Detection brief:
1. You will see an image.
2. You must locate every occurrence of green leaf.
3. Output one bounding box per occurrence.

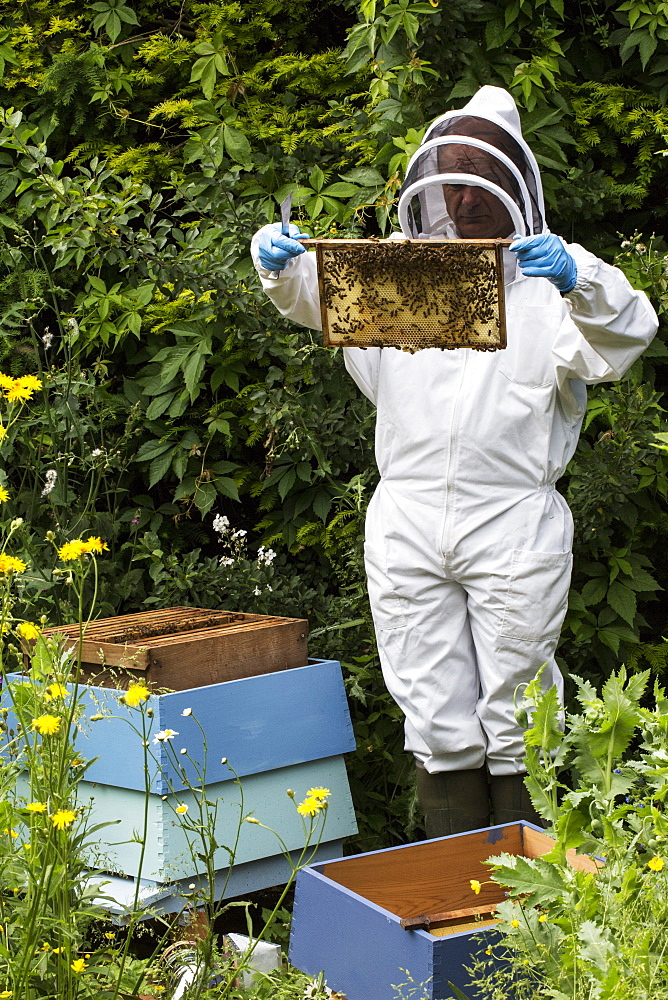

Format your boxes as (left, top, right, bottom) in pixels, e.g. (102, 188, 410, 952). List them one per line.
(488, 853, 568, 906)
(607, 581, 637, 625)
(223, 124, 252, 167)
(149, 449, 175, 488)
(214, 476, 240, 502)
(340, 166, 386, 186)
(524, 685, 563, 754)
(322, 181, 360, 198)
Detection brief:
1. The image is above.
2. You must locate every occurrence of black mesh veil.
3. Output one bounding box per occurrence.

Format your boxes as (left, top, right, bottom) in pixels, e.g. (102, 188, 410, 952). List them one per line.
(398, 114, 544, 240)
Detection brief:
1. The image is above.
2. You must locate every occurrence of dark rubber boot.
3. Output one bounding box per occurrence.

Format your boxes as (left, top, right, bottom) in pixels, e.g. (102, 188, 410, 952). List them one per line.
(415, 764, 490, 837)
(489, 773, 543, 827)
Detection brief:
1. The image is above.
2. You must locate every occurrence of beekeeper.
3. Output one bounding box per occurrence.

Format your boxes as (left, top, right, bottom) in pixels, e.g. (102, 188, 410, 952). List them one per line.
(250, 86, 658, 836)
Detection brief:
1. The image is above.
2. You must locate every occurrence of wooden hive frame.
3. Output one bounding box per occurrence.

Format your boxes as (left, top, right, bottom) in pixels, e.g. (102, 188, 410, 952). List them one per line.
(303, 238, 509, 353)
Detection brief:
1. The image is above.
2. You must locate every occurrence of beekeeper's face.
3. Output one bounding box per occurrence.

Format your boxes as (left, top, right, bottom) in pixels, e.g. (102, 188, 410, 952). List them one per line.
(438, 144, 514, 239)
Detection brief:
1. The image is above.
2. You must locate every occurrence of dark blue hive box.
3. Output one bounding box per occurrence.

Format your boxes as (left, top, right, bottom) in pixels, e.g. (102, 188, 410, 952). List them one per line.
(290, 822, 595, 1000)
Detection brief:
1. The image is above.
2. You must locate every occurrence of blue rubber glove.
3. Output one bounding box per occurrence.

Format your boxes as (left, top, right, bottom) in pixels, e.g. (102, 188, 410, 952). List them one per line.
(510, 233, 578, 293)
(257, 223, 310, 272)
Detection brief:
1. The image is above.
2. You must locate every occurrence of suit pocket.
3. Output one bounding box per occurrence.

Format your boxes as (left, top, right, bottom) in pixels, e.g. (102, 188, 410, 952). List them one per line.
(498, 304, 556, 389)
(498, 549, 573, 642)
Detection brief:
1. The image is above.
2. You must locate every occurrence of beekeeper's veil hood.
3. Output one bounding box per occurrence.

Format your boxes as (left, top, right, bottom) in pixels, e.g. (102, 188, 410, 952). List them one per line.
(397, 86, 546, 240)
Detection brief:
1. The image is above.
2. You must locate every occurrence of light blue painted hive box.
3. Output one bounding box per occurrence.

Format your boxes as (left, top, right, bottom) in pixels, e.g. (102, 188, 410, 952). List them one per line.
(289, 821, 580, 1000)
(6, 648, 358, 913)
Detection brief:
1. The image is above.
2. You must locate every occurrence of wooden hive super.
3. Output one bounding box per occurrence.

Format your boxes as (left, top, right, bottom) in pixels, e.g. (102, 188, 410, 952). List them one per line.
(290, 822, 600, 1000)
(306, 238, 508, 353)
(40, 606, 308, 690)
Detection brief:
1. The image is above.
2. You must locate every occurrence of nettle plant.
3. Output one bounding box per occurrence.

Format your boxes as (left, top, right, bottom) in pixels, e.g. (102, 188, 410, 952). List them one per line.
(465, 668, 668, 1000)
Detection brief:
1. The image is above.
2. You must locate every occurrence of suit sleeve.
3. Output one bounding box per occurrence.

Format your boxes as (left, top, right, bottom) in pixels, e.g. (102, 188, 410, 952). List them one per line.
(552, 242, 658, 389)
(250, 225, 380, 404)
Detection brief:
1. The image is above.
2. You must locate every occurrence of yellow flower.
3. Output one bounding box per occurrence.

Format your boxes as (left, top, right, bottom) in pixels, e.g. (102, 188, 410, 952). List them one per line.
(70, 958, 87, 973)
(510, 919, 520, 928)
(17, 621, 40, 641)
(83, 535, 108, 554)
(52, 947, 63, 954)
(16, 375, 42, 393)
(57, 540, 88, 561)
(45, 683, 68, 701)
(0, 425, 6, 441)
(470, 879, 482, 895)
(0, 554, 27, 574)
(485, 946, 493, 955)
(175, 804, 188, 815)
(648, 856, 664, 871)
(104, 932, 115, 939)
(0, 487, 9, 503)
(305, 786, 331, 801)
(3, 829, 18, 839)
(25, 801, 47, 813)
(5, 382, 35, 403)
(123, 683, 150, 708)
(32, 714, 62, 736)
(297, 796, 322, 817)
(50, 809, 76, 830)
(0, 991, 12, 998)
(538, 913, 548, 922)
(0, 372, 14, 390)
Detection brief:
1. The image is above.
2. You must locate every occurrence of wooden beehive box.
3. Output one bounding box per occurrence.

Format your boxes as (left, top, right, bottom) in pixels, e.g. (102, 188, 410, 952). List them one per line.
(5, 658, 358, 890)
(306, 239, 508, 353)
(289, 822, 599, 1000)
(40, 606, 308, 691)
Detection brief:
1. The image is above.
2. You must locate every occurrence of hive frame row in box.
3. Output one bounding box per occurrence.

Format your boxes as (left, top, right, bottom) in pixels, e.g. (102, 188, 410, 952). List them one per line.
(3, 658, 358, 901)
(290, 821, 599, 1000)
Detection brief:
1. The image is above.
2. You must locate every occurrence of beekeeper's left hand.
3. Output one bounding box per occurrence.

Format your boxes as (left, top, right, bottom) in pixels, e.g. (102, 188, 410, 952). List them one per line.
(510, 233, 577, 293)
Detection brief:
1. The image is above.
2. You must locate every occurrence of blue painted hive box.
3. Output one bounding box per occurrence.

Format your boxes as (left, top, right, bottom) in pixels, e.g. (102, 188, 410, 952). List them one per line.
(4, 654, 358, 898)
(290, 822, 597, 1000)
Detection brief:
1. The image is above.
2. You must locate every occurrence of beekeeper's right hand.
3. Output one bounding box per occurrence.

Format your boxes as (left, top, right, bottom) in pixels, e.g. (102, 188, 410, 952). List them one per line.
(257, 223, 309, 272)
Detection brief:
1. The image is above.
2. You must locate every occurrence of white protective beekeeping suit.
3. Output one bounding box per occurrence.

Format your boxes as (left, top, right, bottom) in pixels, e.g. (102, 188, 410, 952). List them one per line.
(251, 86, 658, 783)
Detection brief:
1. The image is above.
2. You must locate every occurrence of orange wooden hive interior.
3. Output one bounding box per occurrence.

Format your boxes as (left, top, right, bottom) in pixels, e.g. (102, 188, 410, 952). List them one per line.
(40, 606, 309, 691)
(321, 824, 600, 938)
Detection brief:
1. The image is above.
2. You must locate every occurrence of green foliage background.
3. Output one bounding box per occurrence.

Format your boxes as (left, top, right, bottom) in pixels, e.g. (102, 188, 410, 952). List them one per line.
(0, 0, 667, 849)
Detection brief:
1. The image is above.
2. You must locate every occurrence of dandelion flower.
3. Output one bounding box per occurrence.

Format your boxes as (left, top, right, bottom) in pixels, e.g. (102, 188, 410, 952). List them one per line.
(17, 621, 40, 641)
(5, 382, 35, 403)
(17, 375, 42, 393)
(648, 856, 664, 871)
(0, 488, 9, 503)
(51, 809, 76, 830)
(32, 714, 62, 736)
(82, 536, 108, 554)
(470, 879, 482, 895)
(45, 683, 67, 701)
(123, 683, 150, 708)
(153, 729, 178, 743)
(25, 802, 47, 813)
(175, 804, 188, 815)
(57, 540, 88, 561)
(0, 554, 27, 574)
(510, 919, 520, 928)
(297, 797, 322, 817)
(306, 787, 331, 801)
(70, 958, 87, 973)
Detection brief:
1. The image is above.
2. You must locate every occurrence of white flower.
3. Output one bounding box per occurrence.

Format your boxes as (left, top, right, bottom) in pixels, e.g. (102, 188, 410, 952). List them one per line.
(67, 317, 79, 334)
(180, 748, 187, 755)
(42, 327, 53, 348)
(153, 729, 178, 743)
(91, 448, 103, 458)
(181, 707, 192, 717)
(212, 514, 229, 534)
(41, 469, 57, 497)
(253, 586, 261, 596)
(231, 528, 246, 539)
(257, 546, 276, 565)
(219, 556, 234, 567)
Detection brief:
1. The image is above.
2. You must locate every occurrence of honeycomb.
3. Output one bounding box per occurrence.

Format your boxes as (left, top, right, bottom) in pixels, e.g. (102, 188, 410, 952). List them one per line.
(313, 239, 507, 353)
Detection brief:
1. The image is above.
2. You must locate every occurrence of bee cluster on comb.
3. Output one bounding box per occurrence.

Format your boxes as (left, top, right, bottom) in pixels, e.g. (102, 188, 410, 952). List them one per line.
(307, 239, 508, 353)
